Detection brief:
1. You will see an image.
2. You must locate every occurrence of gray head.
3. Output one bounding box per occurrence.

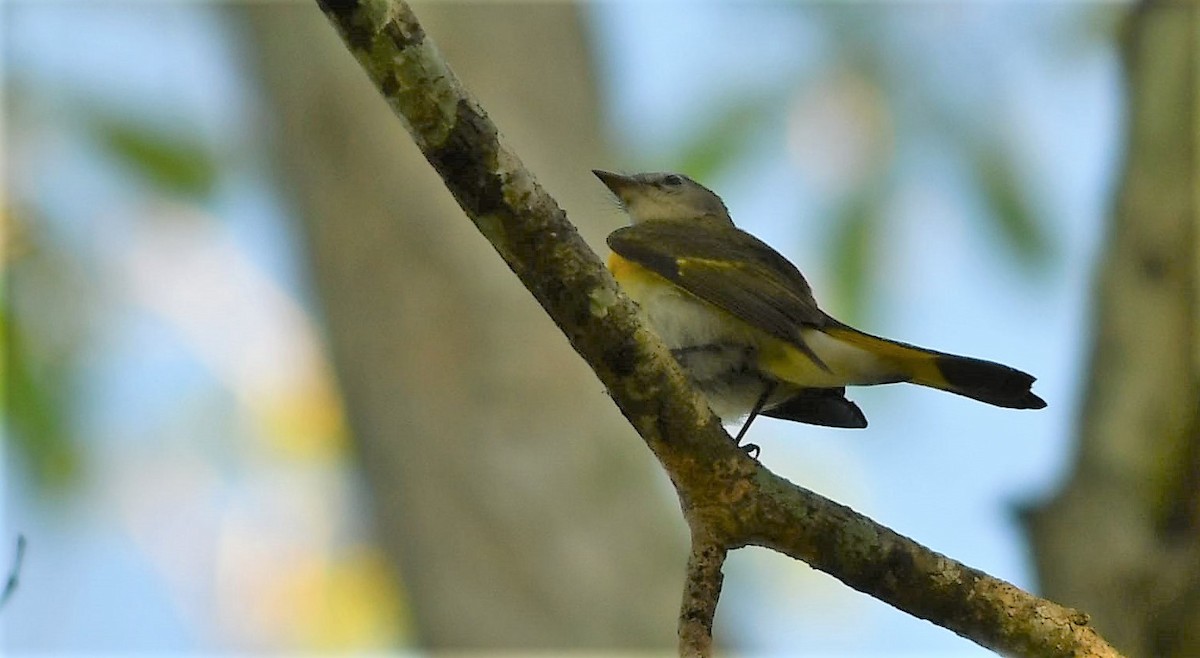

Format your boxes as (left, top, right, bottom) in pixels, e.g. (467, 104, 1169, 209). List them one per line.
(593, 170, 733, 225)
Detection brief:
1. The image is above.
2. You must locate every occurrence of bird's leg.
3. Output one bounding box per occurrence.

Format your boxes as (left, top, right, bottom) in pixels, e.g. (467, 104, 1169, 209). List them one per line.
(735, 381, 777, 458)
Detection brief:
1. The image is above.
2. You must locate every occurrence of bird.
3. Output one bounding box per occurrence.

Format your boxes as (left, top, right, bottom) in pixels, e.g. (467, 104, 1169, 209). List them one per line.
(594, 169, 1045, 454)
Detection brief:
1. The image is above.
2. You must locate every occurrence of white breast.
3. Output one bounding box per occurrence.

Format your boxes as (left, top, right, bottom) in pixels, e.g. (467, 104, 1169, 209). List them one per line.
(619, 275, 756, 349)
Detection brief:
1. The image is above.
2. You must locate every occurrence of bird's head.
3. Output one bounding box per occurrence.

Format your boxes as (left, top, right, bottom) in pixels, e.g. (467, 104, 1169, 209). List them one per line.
(593, 170, 733, 225)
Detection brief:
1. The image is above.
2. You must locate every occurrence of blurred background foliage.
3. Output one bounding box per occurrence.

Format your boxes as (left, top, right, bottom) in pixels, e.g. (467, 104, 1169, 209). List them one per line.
(94, 116, 220, 201)
(6, 1, 1181, 655)
(629, 5, 1122, 323)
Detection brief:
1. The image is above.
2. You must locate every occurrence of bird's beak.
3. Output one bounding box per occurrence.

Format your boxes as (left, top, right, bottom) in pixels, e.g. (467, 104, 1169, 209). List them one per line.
(592, 169, 637, 198)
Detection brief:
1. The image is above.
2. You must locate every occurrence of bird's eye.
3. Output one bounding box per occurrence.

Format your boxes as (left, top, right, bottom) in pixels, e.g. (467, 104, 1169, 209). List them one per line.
(662, 174, 684, 187)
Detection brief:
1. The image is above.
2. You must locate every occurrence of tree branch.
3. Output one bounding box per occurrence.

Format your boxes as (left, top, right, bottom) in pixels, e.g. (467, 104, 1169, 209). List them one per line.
(311, 1, 1125, 655)
(679, 538, 725, 656)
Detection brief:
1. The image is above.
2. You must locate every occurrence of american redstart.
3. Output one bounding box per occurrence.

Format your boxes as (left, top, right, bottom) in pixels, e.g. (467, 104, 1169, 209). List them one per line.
(594, 170, 1045, 453)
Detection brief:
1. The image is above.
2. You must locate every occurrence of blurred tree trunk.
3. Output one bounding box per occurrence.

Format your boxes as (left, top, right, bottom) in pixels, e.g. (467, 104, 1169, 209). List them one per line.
(234, 3, 684, 649)
(1025, 2, 1199, 656)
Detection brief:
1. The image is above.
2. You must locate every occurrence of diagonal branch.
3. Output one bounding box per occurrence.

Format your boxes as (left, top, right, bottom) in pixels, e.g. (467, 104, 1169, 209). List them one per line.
(311, 1, 1124, 655)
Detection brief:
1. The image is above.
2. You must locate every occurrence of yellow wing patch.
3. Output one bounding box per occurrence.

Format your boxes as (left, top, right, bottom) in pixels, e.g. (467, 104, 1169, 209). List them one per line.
(676, 256, 743, 273)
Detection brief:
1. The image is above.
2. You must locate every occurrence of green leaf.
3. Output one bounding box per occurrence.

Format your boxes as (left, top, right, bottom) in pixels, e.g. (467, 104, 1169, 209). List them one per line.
(92, 117, 219, 200)
(828, 188, 879, 325)
(971, 143, 1052, 269)
(673, 100, 774, 182)
(2, 310, 80, 489)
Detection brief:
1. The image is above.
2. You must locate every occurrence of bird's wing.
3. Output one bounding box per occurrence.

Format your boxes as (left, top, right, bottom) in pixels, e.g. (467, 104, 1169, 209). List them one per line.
(608, 221, 829, 366)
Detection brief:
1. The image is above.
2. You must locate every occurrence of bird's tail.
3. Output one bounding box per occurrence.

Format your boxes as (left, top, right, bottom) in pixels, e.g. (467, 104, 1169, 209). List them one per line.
(823, 325, 1047, 410)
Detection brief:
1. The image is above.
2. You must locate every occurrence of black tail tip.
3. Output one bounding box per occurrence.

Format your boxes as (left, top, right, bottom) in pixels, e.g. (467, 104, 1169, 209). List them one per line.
(936, 355, 1047, 410)
(1017, 391, 1047, 410)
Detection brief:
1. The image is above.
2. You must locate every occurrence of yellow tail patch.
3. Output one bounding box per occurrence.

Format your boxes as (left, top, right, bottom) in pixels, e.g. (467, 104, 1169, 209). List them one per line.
(820, 326, 950, 389)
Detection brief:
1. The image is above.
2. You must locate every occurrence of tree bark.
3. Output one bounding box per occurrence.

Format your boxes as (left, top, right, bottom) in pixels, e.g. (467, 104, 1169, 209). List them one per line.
(234, 3, 685, 649)
(1025, 2, 1200, 656)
